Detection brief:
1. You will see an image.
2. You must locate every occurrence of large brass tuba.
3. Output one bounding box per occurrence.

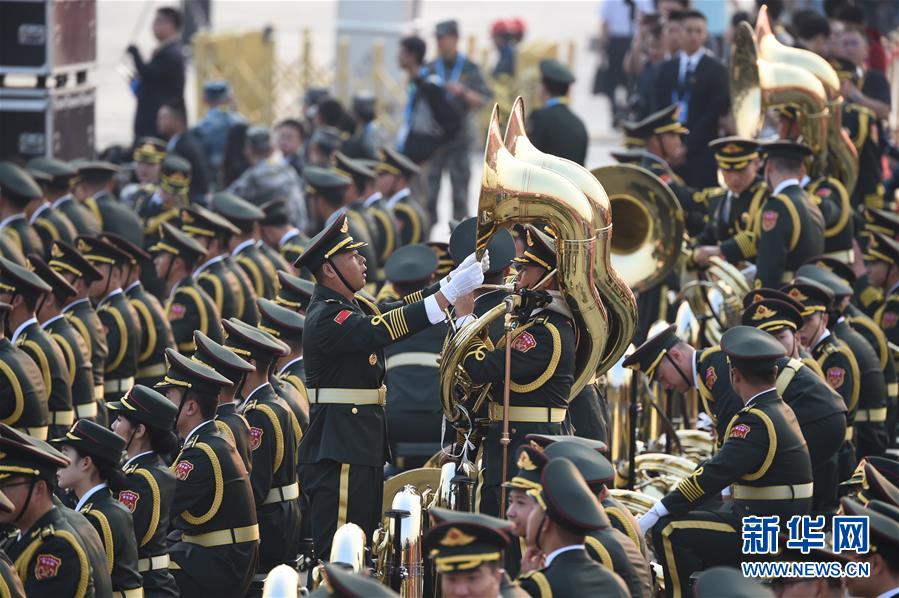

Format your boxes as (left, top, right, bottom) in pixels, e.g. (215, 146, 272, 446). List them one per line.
(504, 97, 637, 373)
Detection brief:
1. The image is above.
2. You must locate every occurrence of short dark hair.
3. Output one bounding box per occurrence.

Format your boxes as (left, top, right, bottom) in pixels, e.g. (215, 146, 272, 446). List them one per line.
(542, 78, 570, 97)
(682, 9, 707, 21)
(731, 11, 752, 28)
(160, 99, 187, 124)
(833, 4, 865, 25)
(767, 155, 803, 174)
(400, 36, 427, 65)
(731, 360, 777, 386)
(276, 118, 305, 137)
(156, 7, 182, 30)
(187, 389, 218, 420)
(794, 10, 831, 40)
(317, 99, 345, 128)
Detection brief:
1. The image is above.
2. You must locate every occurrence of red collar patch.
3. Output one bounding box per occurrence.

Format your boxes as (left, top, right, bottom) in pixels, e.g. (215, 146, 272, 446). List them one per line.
(334, 309, 352, 325)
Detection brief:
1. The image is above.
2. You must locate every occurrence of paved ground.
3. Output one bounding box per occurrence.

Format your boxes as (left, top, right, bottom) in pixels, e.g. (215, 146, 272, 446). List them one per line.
(96, 0, 624, 240)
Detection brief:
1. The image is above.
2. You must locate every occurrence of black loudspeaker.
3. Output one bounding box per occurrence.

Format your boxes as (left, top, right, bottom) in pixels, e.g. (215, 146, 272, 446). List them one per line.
(0, 0, 96, 76)
(0, 85, 95, 160)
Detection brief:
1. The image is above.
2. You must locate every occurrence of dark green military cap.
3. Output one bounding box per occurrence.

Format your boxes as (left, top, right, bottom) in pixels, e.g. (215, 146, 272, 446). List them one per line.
(223, 317, 289, 361)
(450, 216, 515, 275)
(181, 204, 241, 239)
(276, 270, 315, 312)
(384, 244, 437, 285)
(260, 197, 291, 227)
(781, 279, 833, 316)
(51, 419, 126, 461)
(866, 232, 899, 265)
(544, 441, 615, 490)
(211, 191, 266, 224)
(803, 255, 856, 284)
(860, 461, 899, 507)
(742, 287, 804, 311)
(156, 347, 233, 396)
(709, 136, 760, 171)
(840, 499, 899, 556)
(628, 104, 689, 140)
(75, 161, 120, 183)
(28, 254, 76, 301)
(525, 433, 608, 454)
(257, 297, 305, 339)
(620, 122, 647, 149)
(622, 324, 680, 379)
(512, 224, 556, 270)
(0, 255, 52, 297)
(26, 157, 77, 189)
(334, 151, 375, 182)
(76, 235, 134, 267)
(304, 166, 351, 201)
(376, 146, 420, 178)
(693, 567, 774, 598)
(741, 298, 803, 332)
(0, 161, 43, 202)
(27, 168, 52, 186)
(503, 445, 548, 491)
(160, 155, 192, 195)
(610, 148, 654, 163)
(49, 240, 102, 283)
(864, 207, 899, 237)
(720, 325, 786, 365)
(795, 265, 853, 298)
(193, 330, 254, 384)
(148, 222, 208, 264)
(293, 214, 367, 272)
(760, 140, 813, 161)
(101, 232, 151, 262)
(314, 563, 399, 597)
(529, 457, 608, 533)
(107, 384, 179, 431)
(424, 507, 512, 574)
(133, 137, 167, 164)
(0, 423, 70, 481)
(539, 58, 575, 84)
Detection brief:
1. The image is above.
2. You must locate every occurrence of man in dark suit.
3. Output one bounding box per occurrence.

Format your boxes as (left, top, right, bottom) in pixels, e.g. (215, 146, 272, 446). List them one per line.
(652, 10, 729, 188)
(127, 7, 186, 140)
(527, 59, 588, 165)
(157, 100, 211, 204)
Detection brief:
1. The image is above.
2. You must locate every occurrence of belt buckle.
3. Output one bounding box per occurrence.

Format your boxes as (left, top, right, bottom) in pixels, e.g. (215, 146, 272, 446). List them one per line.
(378, 385, 386, 407)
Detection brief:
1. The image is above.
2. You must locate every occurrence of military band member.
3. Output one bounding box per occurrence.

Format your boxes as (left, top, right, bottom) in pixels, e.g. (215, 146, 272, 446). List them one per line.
(108, 385, 180, 597)
(275, 270, 315, 314)
(73, 162, 144, 248)
(357, 158, 399, 274)
(297, 214, 483, 559)
(156, 349, 259, 597)
(149, 222, 224, 353)
(138, 155, 190, 247)
(121, 137, 166, 210)
(840, 499, 899, 598)
(192, 330, 255, 474)
(638, 326, 813, 598)
(864, 233, 899, 349)
(0, 488, 26, 597)
(26, 157, 98, 238)
(0, 163, 44, 258)
(0, 257, 73, 439)
(455, 226, 575, 517)
(29, 256, 97, 423)
(0, 302, 48, 438)
(24, 168, 77, 258)
(211, 192, 281, 301)
(259, 198, 308, 272)
(334, 152, 391, 277)
(376, 147, 429, 247)
(49, 240, 108, 411)
(257, 298, 309, 432)
(0, 425, 98, 597)
(314, 563, 401, 597)
(221, 318, 301, 572)
(52, 419, 143, 596)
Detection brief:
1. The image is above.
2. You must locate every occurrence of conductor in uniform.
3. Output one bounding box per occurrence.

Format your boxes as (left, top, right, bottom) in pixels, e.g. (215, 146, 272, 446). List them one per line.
(297, 214, 486, 559)
(526, 59, 588, 166)
(636, 326, 813, 598)
(0, 163, 44, 259)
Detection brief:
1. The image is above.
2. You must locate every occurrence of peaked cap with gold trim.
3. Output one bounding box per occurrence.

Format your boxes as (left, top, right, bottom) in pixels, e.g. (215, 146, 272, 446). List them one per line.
(293, 214, 367, 272)
(424, 506, 513, 573)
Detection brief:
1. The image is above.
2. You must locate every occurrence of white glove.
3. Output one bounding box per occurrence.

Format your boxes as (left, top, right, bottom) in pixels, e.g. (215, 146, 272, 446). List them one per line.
(441, 251, 480, 287)
(638, 510, 660, 536)
(441, 261, 485, 304)
(479, 250, 491, 274)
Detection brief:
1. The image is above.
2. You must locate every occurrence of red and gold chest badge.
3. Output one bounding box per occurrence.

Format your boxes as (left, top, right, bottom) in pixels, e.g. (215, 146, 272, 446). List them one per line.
(826, 367, 846, 389)
(512, 331, 537, 353)
(334, 309, 352, 325)
(35, 554, 61, 580)
(169, 303, 187, 320)
(174, 460, 194, 481)
(883, 311, 898, 328)
(729, 423, 751, 439)
(815, 186, 832, 199)
(249, 427, 264, 451)
(761, 210, 779, 232)
(704, 366, 718, 388)
(118, 490, 140, 513)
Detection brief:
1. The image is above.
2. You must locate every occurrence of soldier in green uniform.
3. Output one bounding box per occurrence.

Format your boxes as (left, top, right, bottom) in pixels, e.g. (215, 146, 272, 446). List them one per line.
(357, 158, 399, 277)
(0, 257, 73, 439)
(52, 419, 143, 596)
(108, 385, 180, 597)
(157, 349, 259, 597)
(193, 330, 255, 474)
(101, 232, 176, 388)
(0, 302, 48, 439)
(376, 147, 429, 247)
(121, 137, 166, 210)
(259, 197, 307, 273)
(840, 499, 899, 598)
(0, 425, 98, 597)
(73, 162, 144, 247)
(149, 222, 224, 354)
(0, 163, 44, 258)
(334, 152, 390, 279)
(257, 298, 309, 432)
(864, 233, 899, 351)
(25, 157, 98, 238)
(24, 168, 77, 259)
(0, 488, 26, 597)
(48, 241, 108, 413)
(297, 214, 483, 559)
(78, 236, 142, 409)
(221, 318, 301, 572)
(29, 256, 97, 423)
(637, 326, 813, 598)
(455, 226, 576, 517)
(211, 193, 281, 300)
(275, 270, 315, 314)
(526, 59, 588, 165)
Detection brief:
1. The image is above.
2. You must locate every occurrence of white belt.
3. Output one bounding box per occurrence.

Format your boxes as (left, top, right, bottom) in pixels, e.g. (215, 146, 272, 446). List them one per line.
(136, 363, 167, 379)
(137, 554, 170, 572)
(262, 482, 300, 505)
(182, 524, 259, 547)
(732, 482, 814, 501)
(845, 427, 854, 441)
(821, 249, 854, 264)
(309, 386, 386, 406)
(49, 410, 75, 426)
(14, 426, 48, 440)
(854, 407, 887, 423)
(488, 403, 567, 423)
(888, 383, 898, 397)
(105, 376, 134, 393)
(94, 385, 105, 400)
(385, 352, 440, 370)
(75, 402, 99, 419)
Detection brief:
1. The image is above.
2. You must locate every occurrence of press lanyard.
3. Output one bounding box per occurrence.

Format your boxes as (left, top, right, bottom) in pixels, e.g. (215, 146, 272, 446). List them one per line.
(435, 53, 465, 84)
(544, 97, 567, 108)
